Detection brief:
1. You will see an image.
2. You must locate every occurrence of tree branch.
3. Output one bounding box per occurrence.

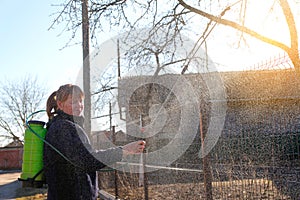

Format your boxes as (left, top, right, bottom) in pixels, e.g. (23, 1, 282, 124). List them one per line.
(278, 0, 299, 70)
(178, 0, 291, 54)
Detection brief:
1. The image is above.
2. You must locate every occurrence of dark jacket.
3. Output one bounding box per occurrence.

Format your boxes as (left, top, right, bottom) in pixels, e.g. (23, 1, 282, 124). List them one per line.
(43, 110, 123, 200)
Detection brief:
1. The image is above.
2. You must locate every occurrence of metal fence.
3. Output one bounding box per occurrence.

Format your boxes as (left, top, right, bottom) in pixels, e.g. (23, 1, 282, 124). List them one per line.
(96, 68, 300, 200)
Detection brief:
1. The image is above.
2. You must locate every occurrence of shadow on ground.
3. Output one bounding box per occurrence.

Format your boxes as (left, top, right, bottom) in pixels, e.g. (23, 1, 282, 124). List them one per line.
(0, 171, 47, 200)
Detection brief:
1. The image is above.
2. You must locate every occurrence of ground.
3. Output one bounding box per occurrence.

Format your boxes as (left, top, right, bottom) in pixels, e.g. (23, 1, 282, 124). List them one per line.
(105, 179, 292, 200)
(0, 170, 47, 200)
(0, 170, 293, 199)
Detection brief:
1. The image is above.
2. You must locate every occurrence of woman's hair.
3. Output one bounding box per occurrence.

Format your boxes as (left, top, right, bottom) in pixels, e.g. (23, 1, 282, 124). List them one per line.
(46, 84, 84, 119)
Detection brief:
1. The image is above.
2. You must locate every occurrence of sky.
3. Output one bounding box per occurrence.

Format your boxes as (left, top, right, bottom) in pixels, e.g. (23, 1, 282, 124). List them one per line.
(0, 0, 83, 95)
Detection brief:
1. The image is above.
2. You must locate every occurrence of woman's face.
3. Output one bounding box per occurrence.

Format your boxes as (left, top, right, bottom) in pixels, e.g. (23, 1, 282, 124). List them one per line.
(57, 94, 84, 116)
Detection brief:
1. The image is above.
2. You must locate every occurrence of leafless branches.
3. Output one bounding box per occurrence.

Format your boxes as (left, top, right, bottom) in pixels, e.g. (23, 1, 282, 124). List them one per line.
(0, 76, 46, 144)
(50, 0, 299, 74)
(49, 0, 300, 123)
(178, 0, 299, 73)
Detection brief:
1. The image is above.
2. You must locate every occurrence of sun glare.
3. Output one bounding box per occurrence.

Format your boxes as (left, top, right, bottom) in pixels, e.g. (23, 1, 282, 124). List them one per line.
(210, 0, 293, 71)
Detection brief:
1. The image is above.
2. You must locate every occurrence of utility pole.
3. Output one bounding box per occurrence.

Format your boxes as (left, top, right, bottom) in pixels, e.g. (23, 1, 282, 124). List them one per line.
(82, 0, 91, 137)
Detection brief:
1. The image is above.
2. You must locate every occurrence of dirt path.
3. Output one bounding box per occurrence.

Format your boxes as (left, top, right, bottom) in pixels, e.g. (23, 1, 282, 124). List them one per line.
(0, 171, 22, 200)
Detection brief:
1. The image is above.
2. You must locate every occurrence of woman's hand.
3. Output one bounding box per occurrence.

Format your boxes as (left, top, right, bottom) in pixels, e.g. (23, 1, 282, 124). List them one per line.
(122, 140, 146, 156)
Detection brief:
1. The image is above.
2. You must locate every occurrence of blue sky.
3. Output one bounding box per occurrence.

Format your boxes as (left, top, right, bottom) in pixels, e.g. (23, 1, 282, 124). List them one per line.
(0, 0, 82, 95)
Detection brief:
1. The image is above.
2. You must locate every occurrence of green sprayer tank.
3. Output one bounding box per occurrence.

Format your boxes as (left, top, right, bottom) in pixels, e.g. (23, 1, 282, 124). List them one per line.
(20, 120, 47, 184)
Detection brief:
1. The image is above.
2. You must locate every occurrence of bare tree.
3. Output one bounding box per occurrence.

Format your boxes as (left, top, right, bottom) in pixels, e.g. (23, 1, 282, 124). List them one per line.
(49, 0, 299, 74)
(0, 76, 47, 146)
(177, 0, 299, 73)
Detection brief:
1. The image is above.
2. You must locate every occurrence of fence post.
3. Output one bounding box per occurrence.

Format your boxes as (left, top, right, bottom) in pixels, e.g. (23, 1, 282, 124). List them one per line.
(200, 112, 213, 200)
(111, 126, 119, 199)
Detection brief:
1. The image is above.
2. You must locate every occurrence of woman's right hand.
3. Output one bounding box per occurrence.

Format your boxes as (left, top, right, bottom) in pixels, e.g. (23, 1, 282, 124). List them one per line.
(122, 140, 146, 156)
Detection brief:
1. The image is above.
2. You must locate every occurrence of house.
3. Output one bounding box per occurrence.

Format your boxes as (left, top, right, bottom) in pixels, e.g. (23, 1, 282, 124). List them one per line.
(92, 130, 128, 149)
(0, 140, 23, 170)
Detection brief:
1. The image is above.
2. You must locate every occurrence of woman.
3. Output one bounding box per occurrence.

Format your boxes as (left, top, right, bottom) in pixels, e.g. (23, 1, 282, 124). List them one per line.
(44, 84, 145, 200)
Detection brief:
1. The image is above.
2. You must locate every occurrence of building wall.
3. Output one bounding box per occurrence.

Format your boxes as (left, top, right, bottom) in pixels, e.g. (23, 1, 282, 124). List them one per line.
(0, 147, 23, 169)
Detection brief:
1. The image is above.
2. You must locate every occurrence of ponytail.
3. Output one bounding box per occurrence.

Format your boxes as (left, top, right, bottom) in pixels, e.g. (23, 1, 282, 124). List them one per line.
(46, 91, 58, 119)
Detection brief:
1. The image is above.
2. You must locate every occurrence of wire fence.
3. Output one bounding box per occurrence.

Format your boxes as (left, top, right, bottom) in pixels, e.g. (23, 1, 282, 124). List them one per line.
(95, 65, 300, 199)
